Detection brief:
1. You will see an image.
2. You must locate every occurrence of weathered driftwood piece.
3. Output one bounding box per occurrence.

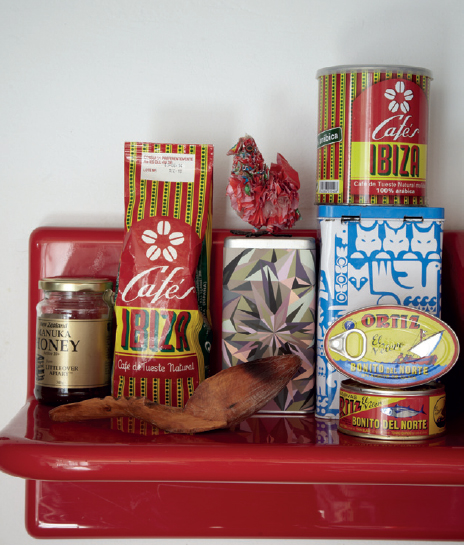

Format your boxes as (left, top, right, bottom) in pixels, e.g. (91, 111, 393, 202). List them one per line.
(49, 354, 301, 433)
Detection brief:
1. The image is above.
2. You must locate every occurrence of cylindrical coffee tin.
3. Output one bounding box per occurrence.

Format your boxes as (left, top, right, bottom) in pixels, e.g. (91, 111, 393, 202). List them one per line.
(338, 379, 445, 441)
(316, 65, 432, 206)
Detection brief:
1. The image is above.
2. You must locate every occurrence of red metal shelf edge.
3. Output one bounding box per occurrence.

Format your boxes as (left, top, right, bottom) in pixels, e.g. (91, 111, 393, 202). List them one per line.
(1, 400, 463, 485)
(23, 479, 464, 541)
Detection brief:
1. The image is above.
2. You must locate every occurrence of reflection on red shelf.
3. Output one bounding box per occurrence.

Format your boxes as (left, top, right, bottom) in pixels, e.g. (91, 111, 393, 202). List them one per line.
(0, 226, 461, 539)
(29, 400, 318, 446)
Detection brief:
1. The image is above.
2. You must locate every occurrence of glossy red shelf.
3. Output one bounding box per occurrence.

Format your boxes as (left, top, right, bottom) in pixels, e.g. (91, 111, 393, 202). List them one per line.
(0, 227, 463, 540)
(3, 399, 464, 485)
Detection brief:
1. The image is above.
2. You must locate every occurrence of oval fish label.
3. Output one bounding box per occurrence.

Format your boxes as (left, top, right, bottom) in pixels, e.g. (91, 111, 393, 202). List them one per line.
(324, 305, 459, 388)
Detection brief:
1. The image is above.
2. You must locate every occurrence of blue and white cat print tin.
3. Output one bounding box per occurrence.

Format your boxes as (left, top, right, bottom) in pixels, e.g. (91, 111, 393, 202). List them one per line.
(316, 205, 444, 419)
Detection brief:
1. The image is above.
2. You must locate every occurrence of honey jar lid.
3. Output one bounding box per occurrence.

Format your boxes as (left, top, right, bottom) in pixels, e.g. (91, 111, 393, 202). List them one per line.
(39, 277, 113, 292)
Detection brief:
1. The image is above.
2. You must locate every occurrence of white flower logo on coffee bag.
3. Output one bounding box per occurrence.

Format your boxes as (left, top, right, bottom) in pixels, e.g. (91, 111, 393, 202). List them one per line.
(384, 81, 414, 113)
(142, 220, 185, 262)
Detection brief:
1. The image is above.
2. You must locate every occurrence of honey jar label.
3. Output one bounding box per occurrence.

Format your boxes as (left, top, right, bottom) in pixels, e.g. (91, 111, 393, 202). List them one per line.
(36, 317, 112, 388)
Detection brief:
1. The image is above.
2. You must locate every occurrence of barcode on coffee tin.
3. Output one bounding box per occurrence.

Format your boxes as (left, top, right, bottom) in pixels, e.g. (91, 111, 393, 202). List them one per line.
(319, 180, 340, 193)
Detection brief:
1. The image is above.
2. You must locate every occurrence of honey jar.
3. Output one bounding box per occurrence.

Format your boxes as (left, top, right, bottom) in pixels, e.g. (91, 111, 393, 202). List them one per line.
(35, 278, 114, 405)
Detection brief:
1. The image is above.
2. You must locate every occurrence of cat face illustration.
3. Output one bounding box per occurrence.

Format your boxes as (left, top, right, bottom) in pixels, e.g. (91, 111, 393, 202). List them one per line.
(348, 263, 369, 292)
(411, 223, 439, 258)
(383, 224, 410, 257)
(352, 223, 381, 257)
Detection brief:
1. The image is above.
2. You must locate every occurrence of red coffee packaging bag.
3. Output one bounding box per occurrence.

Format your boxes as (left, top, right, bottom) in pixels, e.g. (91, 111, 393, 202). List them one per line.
(113, 142, 214, 434)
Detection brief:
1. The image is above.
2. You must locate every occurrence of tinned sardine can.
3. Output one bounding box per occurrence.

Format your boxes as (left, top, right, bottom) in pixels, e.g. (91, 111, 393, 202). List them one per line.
(316, 65, 432, 206)
(338, 379, 445, 441)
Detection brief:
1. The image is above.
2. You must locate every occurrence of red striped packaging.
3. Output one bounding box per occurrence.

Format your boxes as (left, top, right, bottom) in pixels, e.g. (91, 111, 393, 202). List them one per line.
(316, 65, 432, 205)
(112, 142, 213, 434)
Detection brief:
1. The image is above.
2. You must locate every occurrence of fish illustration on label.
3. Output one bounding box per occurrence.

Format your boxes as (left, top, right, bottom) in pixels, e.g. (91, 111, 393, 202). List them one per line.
(324, 305, 459, 388)
(381, 404, 426, 418)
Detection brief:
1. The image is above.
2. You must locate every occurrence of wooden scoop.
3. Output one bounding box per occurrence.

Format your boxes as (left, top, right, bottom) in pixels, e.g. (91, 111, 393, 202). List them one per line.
(49, 354, 301, 433)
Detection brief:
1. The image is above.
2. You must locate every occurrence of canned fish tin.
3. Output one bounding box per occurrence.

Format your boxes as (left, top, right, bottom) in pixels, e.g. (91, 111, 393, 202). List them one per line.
(338, 379, 445, 440)
(324, 305, 460, 389)
(316, 65, 432, 205)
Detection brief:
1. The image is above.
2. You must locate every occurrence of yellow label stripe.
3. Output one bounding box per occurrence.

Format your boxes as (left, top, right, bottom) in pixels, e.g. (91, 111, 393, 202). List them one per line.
(362, 70, 368, 91)
(348, 73, 357, 202)
(165, 379, 172, 406)
(150, 180, 158, 217)
(153, 378, 160, 404)
(161, 181, 170, 216)
(338, 72, 345, 201)
(173, 182, 182, 219)
(323, 75, 329, 180)
(351, 142, 427, 181)
(126, 142, 137, 231)
(160, 144, 172, 217)
(117, 375, 125, 397)
(177, 378, 183, 407)
(330, 74, 336, 179)
(137, 180, 146, 221)
(185, 146, 195, 226)
(148, 144, 161, 217)
(195, 146, 207, 236)
(317, 76, 323, 180)
(187, 377, 194, 398)
(137, 142, 150, 222)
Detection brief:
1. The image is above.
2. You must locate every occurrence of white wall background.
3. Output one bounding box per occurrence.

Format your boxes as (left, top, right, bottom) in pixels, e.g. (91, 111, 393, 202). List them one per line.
(1, 0, 463, 543)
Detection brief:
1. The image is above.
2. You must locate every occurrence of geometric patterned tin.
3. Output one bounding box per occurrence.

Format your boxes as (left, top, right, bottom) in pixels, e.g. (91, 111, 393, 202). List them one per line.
(316, 205, 444, 419)
(222, 236, 317, 413)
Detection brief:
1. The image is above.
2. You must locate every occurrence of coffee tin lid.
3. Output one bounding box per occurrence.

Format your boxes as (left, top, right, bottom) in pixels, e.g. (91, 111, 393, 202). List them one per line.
(316, 64, 433, 79)
(39, 277, 113, 292)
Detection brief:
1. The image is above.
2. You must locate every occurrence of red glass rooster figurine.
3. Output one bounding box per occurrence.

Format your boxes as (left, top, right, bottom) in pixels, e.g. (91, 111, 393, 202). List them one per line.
(226, 135, 301, 233)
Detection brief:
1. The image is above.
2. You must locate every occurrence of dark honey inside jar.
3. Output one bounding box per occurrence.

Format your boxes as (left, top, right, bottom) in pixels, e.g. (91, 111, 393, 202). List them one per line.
(35, 278, 114, 406)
